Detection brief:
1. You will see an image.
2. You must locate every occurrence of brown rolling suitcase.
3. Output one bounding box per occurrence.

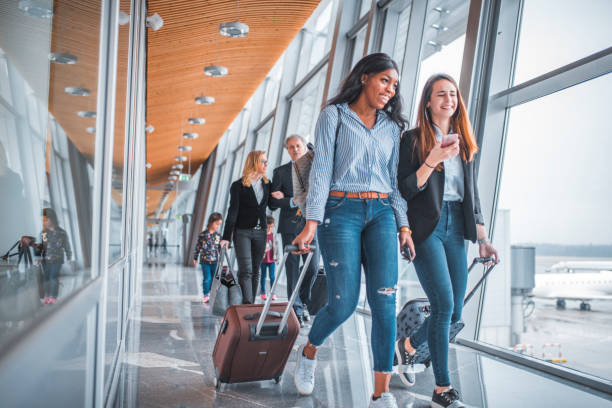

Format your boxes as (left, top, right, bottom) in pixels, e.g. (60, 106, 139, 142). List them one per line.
(212, 245, 316, 388)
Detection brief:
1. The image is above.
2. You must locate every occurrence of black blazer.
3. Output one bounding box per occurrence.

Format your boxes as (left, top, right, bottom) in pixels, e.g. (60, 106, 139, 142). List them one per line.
(222, 179, 271, 241)
(269, 162, 299, 234)
(397, 128, 485, 245)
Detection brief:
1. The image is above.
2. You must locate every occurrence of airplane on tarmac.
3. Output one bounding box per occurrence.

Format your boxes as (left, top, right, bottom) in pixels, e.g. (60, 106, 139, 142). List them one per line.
(530, 262, 612, 311)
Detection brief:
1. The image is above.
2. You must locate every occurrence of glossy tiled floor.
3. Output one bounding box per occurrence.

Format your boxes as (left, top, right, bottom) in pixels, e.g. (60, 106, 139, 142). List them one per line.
(118, 262, 612, 408)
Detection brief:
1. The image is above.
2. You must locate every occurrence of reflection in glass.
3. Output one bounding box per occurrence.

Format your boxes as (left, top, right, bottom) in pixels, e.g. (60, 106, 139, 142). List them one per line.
(294, 0, 335, 84)
(481, 74, 612, 381)
(283, 65, 328, 164)
(261, 55, 284, 118)
(514, 0, 612, 85)
(109, 0, 132, 263)
(254, 119, 273, 153)
(0, 0, 100, 346)
(411, 0, 469, 122)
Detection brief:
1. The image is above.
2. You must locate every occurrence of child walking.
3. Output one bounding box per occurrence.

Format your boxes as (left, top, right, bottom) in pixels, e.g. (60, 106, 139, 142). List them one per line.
(260, 215, 280, 301)
(193, 213, 223, 303)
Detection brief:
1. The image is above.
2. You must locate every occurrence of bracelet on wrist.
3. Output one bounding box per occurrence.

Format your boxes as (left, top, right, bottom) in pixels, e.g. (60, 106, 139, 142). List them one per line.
(399, 227, 412, 234)
(478, 238, 489, 245)
(424, 161, 435, 169)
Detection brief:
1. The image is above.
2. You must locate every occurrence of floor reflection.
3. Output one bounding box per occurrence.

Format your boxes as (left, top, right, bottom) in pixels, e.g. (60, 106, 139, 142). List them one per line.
(120, 263, 612, 408)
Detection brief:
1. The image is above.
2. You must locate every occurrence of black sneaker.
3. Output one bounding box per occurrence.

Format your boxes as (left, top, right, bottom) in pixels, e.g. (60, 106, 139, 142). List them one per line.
(394, 338, 416, 387)
(431, 388, 465, 408)
(297, 315, 304, 328)
(303, 310, 311, 322)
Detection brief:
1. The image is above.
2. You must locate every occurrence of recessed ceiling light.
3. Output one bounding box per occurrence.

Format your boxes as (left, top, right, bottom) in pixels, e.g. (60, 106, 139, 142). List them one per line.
(18, 0, 53, 18)
(86, 126, 96, 134)
(174, 156, 188, 162)
(145, 163, 152, 169)
(195, 96, 215, 105)
(49, 52, 77, 64)
(219, 21, 249, 38)
(65, 87, 90, 96)
(77, 110, 96, 118)
(204, 65, 228, 77)
(172, 164, 184, 170)
(169, 170, 181, 176)
(188, 117, 206, 125)
(183, 132, 198, 139)
(178, 145, 192, 152)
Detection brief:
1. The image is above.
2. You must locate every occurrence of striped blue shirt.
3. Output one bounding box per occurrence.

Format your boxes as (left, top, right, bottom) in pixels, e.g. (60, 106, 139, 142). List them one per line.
(305, 103, 409, 227)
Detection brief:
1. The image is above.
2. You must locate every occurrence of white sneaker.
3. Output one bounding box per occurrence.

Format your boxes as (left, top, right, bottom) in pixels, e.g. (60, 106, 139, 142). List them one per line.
(369, 392, 398, 408)
(294, 344, 316, 395)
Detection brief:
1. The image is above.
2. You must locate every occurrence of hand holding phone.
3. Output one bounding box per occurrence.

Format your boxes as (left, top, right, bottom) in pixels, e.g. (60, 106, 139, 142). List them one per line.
(440, 133, 459, 148)
(401, 245, 413, 263)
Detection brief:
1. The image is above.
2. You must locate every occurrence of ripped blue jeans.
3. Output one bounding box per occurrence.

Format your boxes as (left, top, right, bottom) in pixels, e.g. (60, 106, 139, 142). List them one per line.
(308, 195, 398, 372)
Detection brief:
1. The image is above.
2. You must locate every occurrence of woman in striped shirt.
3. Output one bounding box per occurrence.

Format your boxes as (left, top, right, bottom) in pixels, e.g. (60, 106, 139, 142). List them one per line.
(292, 53, 414, 408)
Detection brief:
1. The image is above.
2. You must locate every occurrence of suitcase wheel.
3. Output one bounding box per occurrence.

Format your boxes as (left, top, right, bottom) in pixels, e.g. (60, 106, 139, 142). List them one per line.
(274, 376, 281, 384)
(214, 367, 221, 390)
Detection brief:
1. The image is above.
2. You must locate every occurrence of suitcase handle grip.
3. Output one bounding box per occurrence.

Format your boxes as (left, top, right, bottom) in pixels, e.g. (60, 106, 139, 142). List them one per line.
(284, 244, 317, 252)
(244, 311, 282, 320)
(255, 249, 316, 336)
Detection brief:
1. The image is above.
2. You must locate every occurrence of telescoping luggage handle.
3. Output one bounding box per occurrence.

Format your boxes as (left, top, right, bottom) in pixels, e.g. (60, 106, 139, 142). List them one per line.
(208, 246, 235, 307)
(463, 257, 497, 305)
(255, 244, 317, 337)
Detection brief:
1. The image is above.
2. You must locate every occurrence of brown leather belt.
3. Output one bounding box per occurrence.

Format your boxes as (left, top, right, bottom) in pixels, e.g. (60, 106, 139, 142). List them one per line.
(329, 191, 388, 199)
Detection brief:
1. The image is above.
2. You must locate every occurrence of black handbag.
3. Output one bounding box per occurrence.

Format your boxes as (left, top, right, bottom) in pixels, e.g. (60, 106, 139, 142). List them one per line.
(210, 248, 243, 316)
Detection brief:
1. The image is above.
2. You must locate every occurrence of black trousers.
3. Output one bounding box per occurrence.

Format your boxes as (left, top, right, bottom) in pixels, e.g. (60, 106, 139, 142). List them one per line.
(233, 228, 267, 304)
(281, 217, 320, 316)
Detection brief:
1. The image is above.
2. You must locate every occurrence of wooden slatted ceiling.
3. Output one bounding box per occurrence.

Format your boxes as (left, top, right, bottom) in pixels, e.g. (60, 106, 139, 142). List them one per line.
(146, 0, 321, 215)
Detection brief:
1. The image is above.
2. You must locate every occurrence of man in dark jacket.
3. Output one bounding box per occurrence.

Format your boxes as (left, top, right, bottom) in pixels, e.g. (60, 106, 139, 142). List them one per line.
(269, 135, 320, 327)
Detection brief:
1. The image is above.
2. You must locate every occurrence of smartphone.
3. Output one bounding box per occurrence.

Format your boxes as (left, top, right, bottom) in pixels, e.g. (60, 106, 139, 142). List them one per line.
(401, 245, 413, 263)
(440, 133, 459, 148)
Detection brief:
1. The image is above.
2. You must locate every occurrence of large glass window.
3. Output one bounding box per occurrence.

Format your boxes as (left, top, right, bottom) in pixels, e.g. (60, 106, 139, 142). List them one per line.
(254, 119, 273, 153)
(480, 73, 612, 381)
(513, 0, 612, 85)
(283, 65, 328, 164)
(0, 0, 101, 347)
(388, 1, 412, 71)
(348, 26, 368, 73)
(261, 55, 284, 117)
(109, 0, 132, 263)
(294, 0, 336, 84)
(412, 0, 470, 121)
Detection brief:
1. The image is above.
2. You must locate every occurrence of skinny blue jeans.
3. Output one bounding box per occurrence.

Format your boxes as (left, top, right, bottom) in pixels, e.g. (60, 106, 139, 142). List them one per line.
(410, 201, 469, 387)
(308, 196, 398, 373)
(200, 262, 217, 296)
(259, 262, 276, 294)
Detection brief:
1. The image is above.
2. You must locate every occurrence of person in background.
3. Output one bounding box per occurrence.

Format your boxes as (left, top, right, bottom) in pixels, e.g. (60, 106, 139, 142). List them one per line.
(396, 73, 498, 408)
(270, 134, 321, 327)
(34, 208, 72, 305)
(292, 53, 414, 408)
(260, 215, 280, 301)
(220, 150, 271, 304)
(193, 212, 223, 304)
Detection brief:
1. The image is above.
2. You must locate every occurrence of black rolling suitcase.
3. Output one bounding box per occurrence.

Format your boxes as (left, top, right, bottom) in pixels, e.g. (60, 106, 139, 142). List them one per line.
(396, 257, 497, 367)
(306, 267, 327, 315)
(212, 245, 316, 388)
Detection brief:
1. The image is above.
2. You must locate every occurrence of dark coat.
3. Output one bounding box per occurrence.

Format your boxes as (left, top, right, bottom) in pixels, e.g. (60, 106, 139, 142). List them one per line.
(222, 179, 271, 241)
(397, 128, 484, 245)
(268, 162, 299, 235)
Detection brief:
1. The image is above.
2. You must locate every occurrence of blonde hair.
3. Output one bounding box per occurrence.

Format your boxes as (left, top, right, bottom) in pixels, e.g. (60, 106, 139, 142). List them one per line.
(241, 150, 269, 187)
